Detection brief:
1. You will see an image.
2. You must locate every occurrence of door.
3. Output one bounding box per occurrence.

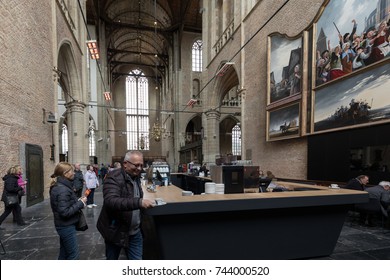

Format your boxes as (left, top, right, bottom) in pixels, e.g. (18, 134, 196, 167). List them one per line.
(25, 144, 44, 207)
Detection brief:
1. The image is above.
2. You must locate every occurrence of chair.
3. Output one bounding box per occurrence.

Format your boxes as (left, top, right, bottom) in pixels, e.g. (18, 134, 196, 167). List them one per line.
(354, 198, 387, 228)
(259, 178, 272, 193)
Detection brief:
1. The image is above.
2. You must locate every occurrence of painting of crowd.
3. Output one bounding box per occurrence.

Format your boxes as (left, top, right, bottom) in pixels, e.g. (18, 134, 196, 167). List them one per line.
(327, 98, 371, 123)
(315, 1, 390, 87)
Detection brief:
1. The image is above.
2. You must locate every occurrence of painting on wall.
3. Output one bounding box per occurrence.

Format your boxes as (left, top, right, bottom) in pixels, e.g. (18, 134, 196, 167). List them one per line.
(268, 34, 303, 104)
(314, 0, 390, 87)
(267, 102, 300, 141)
(313, 62, 390, 132)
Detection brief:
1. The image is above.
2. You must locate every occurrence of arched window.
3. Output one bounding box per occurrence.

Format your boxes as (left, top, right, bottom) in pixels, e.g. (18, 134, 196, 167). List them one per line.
(126, 69, 150, 150)
(232, 124, 241, 156)
(192, 40, 203, 72)
(88, 119, 96, 157)
(61, 124, 68, 155)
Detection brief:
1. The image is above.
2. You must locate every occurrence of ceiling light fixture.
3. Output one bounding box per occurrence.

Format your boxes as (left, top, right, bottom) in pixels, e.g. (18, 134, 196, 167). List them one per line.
(103, 91, 111, 101)
(86, 40, 100, 60)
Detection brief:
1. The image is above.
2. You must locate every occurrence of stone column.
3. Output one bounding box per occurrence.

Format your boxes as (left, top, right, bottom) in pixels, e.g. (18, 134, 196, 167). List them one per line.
(203, 108, 221, 165)
(65, 100, 88, 164)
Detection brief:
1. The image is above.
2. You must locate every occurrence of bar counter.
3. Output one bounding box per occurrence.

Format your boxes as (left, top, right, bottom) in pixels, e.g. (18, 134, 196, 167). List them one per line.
(143, 182, 368, 260)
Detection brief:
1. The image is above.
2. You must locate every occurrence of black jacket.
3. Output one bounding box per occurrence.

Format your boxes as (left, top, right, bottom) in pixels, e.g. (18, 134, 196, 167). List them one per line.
(345, 178, 364, 191)
(73, 170, 84, 191)
(96, 168, 144, 247)
(1, 174, 23, 202)
(50, 177, 85, 227)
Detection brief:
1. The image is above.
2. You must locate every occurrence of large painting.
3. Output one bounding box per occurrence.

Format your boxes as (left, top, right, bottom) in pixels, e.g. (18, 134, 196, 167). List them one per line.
(314, 62, 390, 132)
(314, 0, 390, 87)
(268, 34, 302, 103)
(267, 102, 300, 141)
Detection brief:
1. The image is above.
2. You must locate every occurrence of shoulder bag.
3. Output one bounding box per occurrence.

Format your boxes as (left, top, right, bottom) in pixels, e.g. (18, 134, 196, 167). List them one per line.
(76, 210, 88, 231)
(5, 195, 19, 207)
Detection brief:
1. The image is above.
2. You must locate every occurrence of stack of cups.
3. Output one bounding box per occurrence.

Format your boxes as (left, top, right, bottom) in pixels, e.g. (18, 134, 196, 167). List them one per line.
(205, 182, 216, 194)
(215, 183, 225, 194)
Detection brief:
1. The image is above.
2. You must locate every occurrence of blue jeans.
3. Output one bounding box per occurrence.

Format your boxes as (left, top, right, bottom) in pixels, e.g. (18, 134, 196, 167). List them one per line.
(105, 230, 143, 260)
(56, 225, 80, 260)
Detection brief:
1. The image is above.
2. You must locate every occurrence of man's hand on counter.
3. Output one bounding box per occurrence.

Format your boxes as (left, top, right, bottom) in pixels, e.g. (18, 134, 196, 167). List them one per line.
(141, 198, 156, 209)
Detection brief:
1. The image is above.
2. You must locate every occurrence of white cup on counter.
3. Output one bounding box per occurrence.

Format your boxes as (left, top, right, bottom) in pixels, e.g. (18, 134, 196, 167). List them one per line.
(182, 190, 194, 196)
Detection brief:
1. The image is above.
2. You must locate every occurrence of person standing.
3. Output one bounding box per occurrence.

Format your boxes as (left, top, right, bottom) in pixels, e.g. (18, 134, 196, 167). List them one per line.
(49, 162, 87, 259)
(97, 150, 155, 260)
(12, 165, 27, 222)
(84, 164, 99, 208)
(73, 163, 84, 198)
(0, 165, 27, 228)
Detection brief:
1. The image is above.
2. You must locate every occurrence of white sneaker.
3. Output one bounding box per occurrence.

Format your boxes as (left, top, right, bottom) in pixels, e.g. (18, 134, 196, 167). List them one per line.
(92, 204, 97, 207)
(87, 205, 93, 208)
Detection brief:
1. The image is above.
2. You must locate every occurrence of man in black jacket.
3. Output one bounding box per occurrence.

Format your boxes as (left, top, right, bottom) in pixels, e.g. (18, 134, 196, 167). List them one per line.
(73, 163, 84, 198)
(96, 151, 155, 259)
(345, 175, 369, 191)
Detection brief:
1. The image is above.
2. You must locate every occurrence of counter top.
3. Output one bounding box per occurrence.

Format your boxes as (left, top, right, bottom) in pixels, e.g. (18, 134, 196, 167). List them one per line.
(144, 181, 368, 215)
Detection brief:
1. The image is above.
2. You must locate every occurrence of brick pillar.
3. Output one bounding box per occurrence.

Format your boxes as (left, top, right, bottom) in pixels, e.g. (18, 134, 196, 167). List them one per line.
(203, 108, 221, 165)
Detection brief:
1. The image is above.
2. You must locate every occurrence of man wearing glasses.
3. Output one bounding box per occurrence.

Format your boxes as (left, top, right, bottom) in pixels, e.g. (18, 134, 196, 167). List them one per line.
(97, 150, 155, 259)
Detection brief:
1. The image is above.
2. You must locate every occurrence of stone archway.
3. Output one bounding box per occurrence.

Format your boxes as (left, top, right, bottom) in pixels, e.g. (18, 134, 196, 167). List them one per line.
(57, 42, 88, 164)
(202, 62, 240, 164)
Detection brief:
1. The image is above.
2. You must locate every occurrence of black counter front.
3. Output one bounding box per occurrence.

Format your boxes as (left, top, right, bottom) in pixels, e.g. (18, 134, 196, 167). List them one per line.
(144, 183, 368, 260)
(170, 173, 212, 194)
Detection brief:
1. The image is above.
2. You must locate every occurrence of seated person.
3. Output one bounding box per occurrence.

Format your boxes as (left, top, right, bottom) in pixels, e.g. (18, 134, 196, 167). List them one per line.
(344, 175, 369, 191)
(259, 170, 266, 179)
(266, 170, 276, 179)
(199, 164, 209, 177)
(364, 181, 390, 217)
(266, 182, 292, 192)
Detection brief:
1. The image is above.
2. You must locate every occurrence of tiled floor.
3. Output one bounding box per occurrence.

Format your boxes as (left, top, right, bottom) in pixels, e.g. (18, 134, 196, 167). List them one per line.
(1, 190, 389, 260)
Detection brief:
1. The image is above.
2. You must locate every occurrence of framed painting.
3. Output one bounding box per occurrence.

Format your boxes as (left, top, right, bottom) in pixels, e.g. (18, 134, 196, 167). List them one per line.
(267, 102, 300, 141)
(268, 34, 303, 104)
(314, 0, 390, 87)
(313, 62, 390, 133)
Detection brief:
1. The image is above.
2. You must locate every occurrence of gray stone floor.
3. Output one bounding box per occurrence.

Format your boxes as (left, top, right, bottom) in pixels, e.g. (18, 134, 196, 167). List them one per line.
(1, 190, 389, 260)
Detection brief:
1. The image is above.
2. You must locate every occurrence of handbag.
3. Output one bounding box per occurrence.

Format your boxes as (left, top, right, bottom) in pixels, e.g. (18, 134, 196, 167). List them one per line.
(76, 210, 88, 231)
(5, 195, 19, 206)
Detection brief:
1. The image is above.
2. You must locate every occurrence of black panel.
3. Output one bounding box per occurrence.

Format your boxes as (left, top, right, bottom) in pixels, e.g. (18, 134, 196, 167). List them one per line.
(308, 123, 390, 184)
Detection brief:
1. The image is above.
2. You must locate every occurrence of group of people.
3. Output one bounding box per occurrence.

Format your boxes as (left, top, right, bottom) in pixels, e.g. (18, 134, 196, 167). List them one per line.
(48, 151, 154, 260)
(316, 17, 390, 85)
(0, 152, 152, 260)
(344, 175, 390, 227)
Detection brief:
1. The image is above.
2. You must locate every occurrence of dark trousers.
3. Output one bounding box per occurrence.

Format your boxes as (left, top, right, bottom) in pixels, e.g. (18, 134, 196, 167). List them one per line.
(86, 188, 95, 205)
(0, 203, 24, 225)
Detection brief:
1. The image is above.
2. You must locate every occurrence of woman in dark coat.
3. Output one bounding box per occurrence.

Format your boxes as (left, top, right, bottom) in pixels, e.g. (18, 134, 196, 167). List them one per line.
(49, 162, 87, 259)
(0, 165, 26, 228)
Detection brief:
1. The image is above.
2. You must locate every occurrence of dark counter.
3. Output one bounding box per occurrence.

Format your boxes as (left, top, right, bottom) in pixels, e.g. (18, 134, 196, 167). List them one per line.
(144, 183, 368, 259)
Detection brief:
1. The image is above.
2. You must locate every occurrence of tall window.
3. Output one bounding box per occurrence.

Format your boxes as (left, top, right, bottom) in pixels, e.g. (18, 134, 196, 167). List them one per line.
(192, 40, 203, 72)
(126, 69, 150, 150)
(88, 119, 96, 157)
(61, 124, 68, 155)
(232, 124, 241, 156)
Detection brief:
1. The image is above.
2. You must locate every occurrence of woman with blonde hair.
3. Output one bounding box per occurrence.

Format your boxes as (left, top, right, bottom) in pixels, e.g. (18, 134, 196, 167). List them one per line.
(0, 165, 26, 228)
(49, 162, 87, 259)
